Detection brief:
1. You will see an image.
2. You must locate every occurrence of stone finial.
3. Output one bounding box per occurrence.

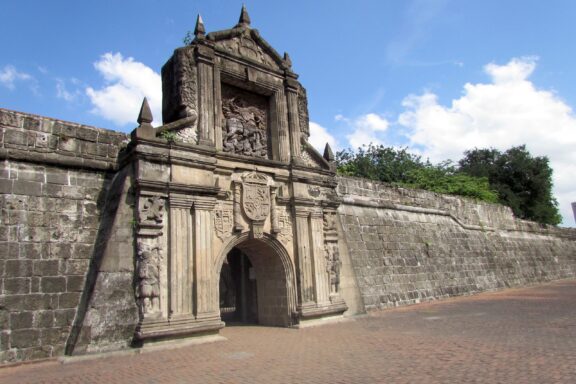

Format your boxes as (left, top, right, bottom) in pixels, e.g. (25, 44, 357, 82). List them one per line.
(323, 143, 335, 162)
(132, 97, 155, 140)
(237, 4, 251, 27)
(283, 52, 292, 69)
(194, 14, 206, 38)
(137, 97, 153, 126)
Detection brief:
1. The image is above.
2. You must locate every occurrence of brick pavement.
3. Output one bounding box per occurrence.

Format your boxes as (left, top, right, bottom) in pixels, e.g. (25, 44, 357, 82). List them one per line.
(1, 280, 575, 384)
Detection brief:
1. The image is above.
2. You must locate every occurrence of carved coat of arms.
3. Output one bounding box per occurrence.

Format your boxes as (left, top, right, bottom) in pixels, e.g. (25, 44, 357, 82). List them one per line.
(242, 172, 270, 222)
(214, 207, 233, 240)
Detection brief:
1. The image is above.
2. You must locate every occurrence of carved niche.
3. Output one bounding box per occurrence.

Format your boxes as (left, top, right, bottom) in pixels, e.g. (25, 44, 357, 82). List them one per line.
(221, 84, 269, 158)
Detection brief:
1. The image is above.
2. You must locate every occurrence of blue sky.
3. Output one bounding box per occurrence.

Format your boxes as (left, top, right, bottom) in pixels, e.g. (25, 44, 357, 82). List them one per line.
(2, 0, 576, 226)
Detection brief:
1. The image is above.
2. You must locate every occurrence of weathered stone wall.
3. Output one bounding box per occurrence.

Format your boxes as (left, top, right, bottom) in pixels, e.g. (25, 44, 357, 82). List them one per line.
(0, 108, 129, 363)
(337, 177, 576, 311)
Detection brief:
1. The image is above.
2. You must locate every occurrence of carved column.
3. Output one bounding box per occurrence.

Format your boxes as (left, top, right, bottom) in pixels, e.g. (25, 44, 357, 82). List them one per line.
(285, 78, 301, 160)
(294, 207, 314, 304)
(270, 186, 280, 234)
(274, 89, 291, 163)
(192, 197, 218, 319)
(168, 195, 194, 317)
(310, 211, 330, 305)
(213, 65, 223, 151)
(232, 181, 244, 232)
(196, 44, 215, 147)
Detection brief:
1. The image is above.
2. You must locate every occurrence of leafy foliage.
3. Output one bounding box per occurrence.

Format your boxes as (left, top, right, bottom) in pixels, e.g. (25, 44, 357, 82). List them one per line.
(336, 144, 561, 225)
(459, 145, 561, 225)
(336, 145, 498, 202)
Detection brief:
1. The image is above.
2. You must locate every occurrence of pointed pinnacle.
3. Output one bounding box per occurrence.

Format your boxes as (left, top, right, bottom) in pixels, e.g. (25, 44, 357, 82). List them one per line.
(323, 143, 335, 162)
(238, 4, 251, 26)
(137, 97, 153, 125)
(283, 52, 292, 68)
(194, 14, 206, 37)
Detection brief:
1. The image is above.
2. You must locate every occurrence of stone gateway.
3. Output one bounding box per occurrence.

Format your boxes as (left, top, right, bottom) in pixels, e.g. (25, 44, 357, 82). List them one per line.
(1, 7, 575, 364)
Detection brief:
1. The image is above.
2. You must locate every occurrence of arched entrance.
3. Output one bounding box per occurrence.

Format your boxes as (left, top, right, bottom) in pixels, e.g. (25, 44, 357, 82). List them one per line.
(217, 234, 296, 327)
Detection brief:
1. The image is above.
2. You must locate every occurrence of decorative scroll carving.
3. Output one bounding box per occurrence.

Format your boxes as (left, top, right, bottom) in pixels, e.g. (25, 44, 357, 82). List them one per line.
(162, 48, 198, 124)
(297, 84, 309, 138)
(139, 197, 165, 225)
(325, 242, 341, 295)
(214, 205, 233, 240)
(242, 172, 270, 221)
(137, 241, 163, 315)
(221, 84, 268, 158)
(216, 34, 278, 68)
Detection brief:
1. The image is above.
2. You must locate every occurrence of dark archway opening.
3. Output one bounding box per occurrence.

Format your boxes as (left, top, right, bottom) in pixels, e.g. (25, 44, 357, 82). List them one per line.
(219, 247, 258, 324)
(218, 238, 293, 327)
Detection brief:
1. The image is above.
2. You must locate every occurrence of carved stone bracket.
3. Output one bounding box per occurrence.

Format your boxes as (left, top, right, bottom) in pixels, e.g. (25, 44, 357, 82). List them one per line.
(214, 202, 233, 240)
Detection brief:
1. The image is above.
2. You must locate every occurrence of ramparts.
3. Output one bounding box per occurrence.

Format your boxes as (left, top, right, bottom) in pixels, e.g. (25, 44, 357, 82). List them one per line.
(336, 177, 576, 310)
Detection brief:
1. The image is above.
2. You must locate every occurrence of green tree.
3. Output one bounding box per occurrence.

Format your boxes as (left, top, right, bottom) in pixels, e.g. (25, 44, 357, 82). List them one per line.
(336, 145, 425, 183)
(459, 145, 561, 225)
(336, 145, 498, 203)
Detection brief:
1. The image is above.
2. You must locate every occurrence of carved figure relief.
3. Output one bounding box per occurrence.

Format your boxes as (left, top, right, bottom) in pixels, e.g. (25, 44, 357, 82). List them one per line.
(139, 196, 165, 225)
(217, 34, 277, 68)
(214, 205, 233, 240)
(242, 172, 270, 221)
(221, 84, 268, 158)
(325, 243, 341, 295)
(137, 242, 163, 315)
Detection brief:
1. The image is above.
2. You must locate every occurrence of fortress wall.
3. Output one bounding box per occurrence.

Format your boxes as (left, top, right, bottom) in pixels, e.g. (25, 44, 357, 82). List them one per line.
(0, 108, 129, 363)
(337, 177, 576, 311)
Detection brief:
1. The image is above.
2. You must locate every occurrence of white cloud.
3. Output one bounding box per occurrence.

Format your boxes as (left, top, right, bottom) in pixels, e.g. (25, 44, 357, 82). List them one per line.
(86, 52, 161, 127)
(0, 65, 32, 90)
(342, 113, 390, 149)
(397, 56, 576, 226)
(309, 121, 338, 153)
(56, 79, 81, 102)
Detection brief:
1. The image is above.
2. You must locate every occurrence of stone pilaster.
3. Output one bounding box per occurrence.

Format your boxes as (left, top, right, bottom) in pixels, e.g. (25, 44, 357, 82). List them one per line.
(310, 211, 330, 305)
(294, 207, 314, 304)
(192, 197, 218, 319)
(285, 79, 301, 160)
(213, 66, 223, 151)
(196, 44, 215, 147)
(168, 195, 194, 317)
(274, 89, 291, 163)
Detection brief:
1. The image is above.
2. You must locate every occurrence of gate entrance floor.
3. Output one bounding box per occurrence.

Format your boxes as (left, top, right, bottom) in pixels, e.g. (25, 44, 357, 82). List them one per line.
(2, 280, 575, 383)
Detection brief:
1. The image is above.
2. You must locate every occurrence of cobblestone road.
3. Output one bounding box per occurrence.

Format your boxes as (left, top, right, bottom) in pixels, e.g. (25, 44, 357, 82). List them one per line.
(2, 280, 575, 383)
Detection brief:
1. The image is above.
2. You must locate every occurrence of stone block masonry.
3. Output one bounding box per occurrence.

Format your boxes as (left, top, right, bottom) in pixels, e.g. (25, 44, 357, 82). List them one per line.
(0, 108, 128, 363)
(337, 177, 576, 310)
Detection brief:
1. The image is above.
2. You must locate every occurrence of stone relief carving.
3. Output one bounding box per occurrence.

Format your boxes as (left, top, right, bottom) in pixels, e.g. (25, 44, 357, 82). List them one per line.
(139, 196, 165, 225)
(214, 205, 233, 240)
(298, 84, 309, 138)
(242, 172, 270, 221)
(221, 84, 268, 158)
(277, 208, 293, 245)
(217, 34, 277, 68)
(325, 242, 341, 295)
(137, 241, 163, 315)
(175, 127, 197, 144)
(323, 212, 337, 233)
(162, 48, 198, 124)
